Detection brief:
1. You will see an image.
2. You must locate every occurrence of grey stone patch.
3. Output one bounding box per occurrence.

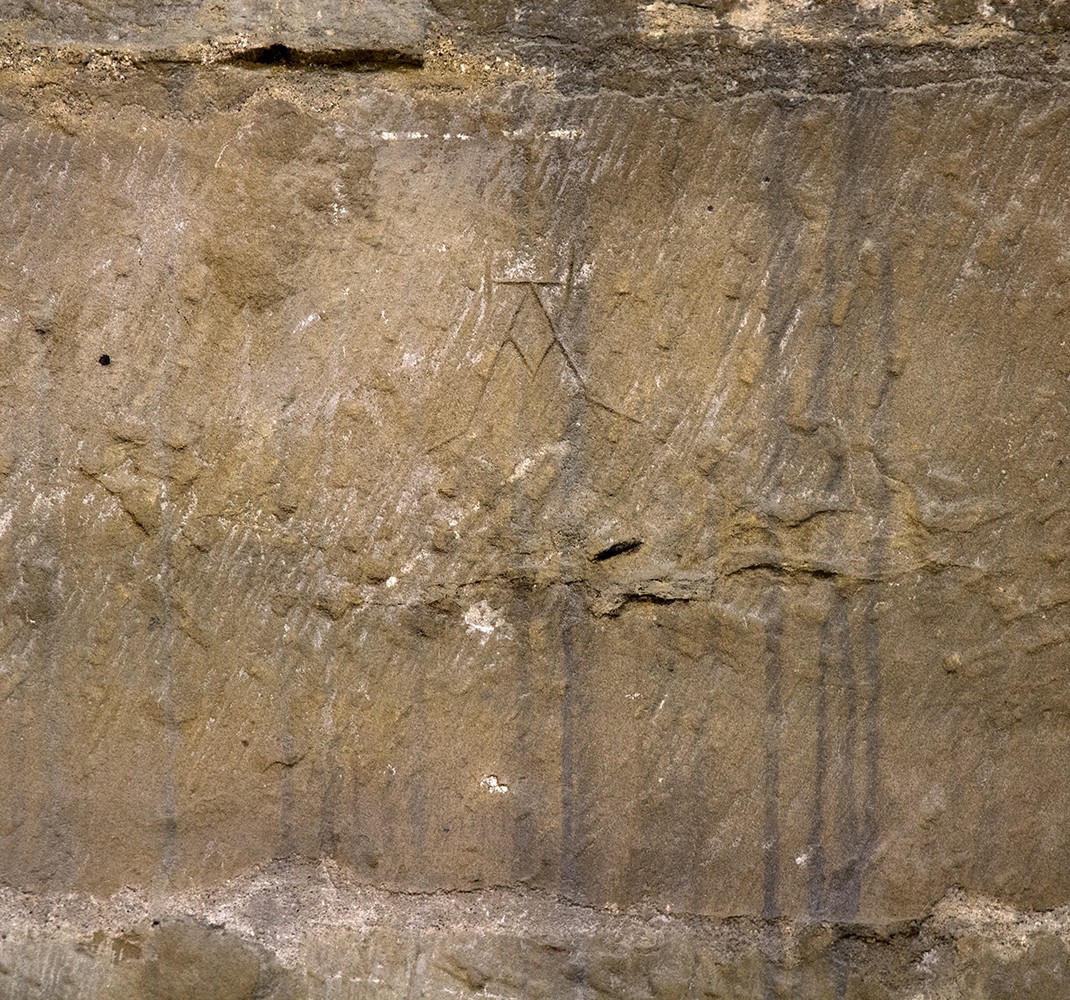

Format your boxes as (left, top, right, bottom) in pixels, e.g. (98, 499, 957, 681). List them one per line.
(0, 0, 431, 63)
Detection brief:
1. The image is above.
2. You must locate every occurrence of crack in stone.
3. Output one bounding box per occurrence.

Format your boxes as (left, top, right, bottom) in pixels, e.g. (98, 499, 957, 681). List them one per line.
(220, 42, 424, 70)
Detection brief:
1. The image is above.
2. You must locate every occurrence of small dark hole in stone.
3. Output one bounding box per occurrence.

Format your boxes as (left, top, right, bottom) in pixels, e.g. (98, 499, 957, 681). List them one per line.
(593, 539, 643, 562)
(249, 43, 293, 65)
(706, 205, 714, 212)
(98, 354, 111, 366)
(762, 175, 771, 183)
(151, 920, 160, 927)
(241, 739, 249, 747)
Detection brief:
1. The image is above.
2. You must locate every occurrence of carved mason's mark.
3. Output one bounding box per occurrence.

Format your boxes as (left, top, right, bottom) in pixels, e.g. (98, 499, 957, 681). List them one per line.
(430, 257, 639, 455)
(487, 269, 640, 425)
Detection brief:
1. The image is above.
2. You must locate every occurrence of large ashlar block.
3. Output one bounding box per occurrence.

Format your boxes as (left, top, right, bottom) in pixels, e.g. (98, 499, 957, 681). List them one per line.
(1, 2, 1069, 994)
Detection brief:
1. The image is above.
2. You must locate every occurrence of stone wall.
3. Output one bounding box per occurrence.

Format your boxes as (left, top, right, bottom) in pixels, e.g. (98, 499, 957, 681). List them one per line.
(2, 2, 1069, 996)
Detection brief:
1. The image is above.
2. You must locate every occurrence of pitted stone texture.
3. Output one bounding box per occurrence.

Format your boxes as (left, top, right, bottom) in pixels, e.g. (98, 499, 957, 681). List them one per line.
(1, 869, 1069, 1000)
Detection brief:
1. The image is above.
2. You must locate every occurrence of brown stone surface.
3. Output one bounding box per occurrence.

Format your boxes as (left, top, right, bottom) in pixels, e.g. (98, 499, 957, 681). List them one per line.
(1, 1, 1070, 995)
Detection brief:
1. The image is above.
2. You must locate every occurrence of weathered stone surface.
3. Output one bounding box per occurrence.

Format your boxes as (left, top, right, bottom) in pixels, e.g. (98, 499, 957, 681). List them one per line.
(2, 862, 1070, 1000)
(1, 1, 1069, 996)
(0, 0, 430, 62)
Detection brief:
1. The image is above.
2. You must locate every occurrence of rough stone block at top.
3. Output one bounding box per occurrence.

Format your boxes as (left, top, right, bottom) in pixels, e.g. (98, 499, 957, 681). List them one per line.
(0, 0, 432, 62)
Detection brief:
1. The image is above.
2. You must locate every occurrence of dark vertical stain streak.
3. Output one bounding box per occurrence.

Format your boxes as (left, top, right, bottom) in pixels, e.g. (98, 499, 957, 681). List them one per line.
(537, 132, 591, 902)
(808, 608, 832, 919)
(832, 939, 852, 1000)
(838, 94, 881, 932)
(833, 594, 862, 918)
(319, 744, 341, 857)
(851, 241, 898, 916)
(799, 94, 893, 950)
(754, 98, 803, 1000)
(408, 648, 429, 865)
(560, 587, 581, 900)
(29, 317, 71, 886)
(860, 587, 883, 893)
(761, 585, 785, 921)
(507, 480, 537, 881)
(278, 685, 294, 856)
(510, 693, 538, 880)
(0, 315, 24, 880)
